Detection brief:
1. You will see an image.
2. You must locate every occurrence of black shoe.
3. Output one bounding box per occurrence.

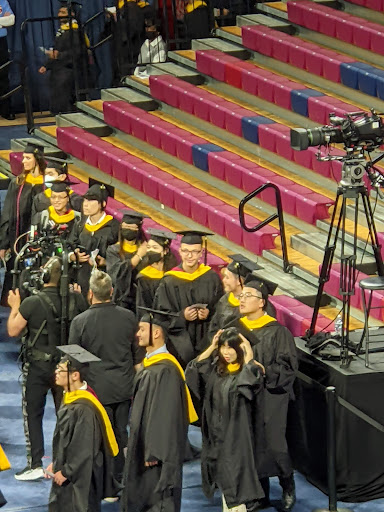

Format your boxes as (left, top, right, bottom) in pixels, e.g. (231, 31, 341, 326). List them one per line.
(281, 490, 296, 511)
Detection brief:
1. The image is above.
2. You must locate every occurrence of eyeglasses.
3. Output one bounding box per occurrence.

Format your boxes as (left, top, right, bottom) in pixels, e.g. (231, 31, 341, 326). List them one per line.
(239, 292, 263, 299)
(55, 366, 68, 373)
(180, 249, 201, 256)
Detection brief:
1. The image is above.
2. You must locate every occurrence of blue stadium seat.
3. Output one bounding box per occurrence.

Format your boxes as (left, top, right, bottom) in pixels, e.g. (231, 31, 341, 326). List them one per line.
(291, 89, 325, 117)
(192, 143, 225, 172)
(340, 62, 372, 90)
(241, 116, 275, 144)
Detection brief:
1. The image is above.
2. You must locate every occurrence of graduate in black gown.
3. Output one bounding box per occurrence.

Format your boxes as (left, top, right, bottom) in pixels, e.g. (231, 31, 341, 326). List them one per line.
(32, 159, 82, 217)
(45, 345, 118, 512)
(136, 228, 178, 314)
(32, 181, 81, 239)
(186, 327, 265, 511)
(70, 183, 119, 296)
(121, 309, 198, 512)
(207, 254, 277, 340)
(153, 230, 223, 366)
(106, 210, 148, 312)
(226, 278, 298, 511)
(0, 142, 46, 300)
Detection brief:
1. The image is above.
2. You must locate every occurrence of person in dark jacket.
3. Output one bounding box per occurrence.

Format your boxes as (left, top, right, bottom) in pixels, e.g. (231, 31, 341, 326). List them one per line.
(68, 270, 143, 484)
(38, 2, 89, 114)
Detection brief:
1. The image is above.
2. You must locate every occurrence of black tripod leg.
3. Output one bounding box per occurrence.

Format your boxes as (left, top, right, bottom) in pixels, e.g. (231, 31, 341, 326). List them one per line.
(306, 191, 344, 339)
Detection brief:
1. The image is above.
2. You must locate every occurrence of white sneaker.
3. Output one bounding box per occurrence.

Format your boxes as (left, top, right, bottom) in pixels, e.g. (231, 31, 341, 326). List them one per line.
(103, 497, 119, 503)
(14, 466, 45, 481)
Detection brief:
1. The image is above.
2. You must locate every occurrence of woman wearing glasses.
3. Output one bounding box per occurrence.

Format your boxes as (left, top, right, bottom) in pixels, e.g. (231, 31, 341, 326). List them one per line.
(186, 327, 266, 512)
(225, 277, 298, 512)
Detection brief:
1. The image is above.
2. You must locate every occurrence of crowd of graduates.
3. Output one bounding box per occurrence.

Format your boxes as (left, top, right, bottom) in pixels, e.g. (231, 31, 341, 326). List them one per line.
(0, 141, 298, 512)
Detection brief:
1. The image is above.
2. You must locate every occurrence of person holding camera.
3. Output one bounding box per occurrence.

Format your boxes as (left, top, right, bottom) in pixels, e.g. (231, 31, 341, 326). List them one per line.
(7, 257, 87, 481)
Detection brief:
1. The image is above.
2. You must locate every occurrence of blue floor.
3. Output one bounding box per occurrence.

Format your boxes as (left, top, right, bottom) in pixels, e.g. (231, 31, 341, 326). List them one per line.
(0, 304, 383, 512)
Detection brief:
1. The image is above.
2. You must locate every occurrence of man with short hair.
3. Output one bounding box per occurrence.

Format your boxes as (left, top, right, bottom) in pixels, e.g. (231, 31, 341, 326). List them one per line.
(32, 181, 81, 239)
(121, 309, 197, 512)
(154, 230, 223, 366)
(7, 257, 87, 481)
(226, 278, 298, 512)
(68, 269, 142, 484)
(45, 345, 118, 512)
(208, 255, 277, 340)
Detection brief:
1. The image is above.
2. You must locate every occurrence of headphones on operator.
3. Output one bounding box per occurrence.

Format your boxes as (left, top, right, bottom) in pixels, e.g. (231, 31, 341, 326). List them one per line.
(40, 257, 61, 285)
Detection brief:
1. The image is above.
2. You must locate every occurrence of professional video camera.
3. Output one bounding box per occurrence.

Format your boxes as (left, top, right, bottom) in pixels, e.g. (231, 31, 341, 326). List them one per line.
(290, 110, 384, 151)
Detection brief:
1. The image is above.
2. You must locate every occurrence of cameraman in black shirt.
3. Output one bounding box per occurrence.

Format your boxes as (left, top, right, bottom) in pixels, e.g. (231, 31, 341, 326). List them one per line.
(7, 257, 87, 481)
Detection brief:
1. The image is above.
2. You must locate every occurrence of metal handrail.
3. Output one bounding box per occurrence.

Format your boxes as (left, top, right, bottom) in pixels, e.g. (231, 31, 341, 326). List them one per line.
(239, 183, 292, 273)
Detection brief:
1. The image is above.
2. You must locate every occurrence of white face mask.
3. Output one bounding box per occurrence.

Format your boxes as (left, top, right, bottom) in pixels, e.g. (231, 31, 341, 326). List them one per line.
(44, 175, 56, 188)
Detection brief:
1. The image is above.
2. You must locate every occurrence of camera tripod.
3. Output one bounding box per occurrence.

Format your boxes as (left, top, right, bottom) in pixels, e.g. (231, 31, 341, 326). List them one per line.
(305, 155, 384, 367)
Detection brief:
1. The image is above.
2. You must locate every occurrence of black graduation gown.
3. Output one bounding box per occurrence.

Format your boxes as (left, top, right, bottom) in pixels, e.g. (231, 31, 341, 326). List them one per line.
(121, 360, 189, 512)
(186, 358, 265, 508)
(0, 178, 43, 252)
(135, 266, 164, 313)
(70, 216, 119, 296)
(49, 397, 116, 512)
(32, 208, 80, 241)
(207, 292, 241, 341)
(228, 317, 298, 479)
(116, 3, 146, 76)
(106, 244, 138, 311)
(153, 265, 224, 364)
(45, 25, 88, 114)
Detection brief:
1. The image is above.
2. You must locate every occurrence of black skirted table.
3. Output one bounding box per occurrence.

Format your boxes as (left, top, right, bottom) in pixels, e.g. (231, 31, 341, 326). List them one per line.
(289, 336, 384, 502)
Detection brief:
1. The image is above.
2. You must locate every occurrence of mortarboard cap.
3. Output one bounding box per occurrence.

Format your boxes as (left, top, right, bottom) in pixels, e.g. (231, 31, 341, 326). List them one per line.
(138, 306, 178, 333)
(227, 254, 262, 279)
(88, 178, 114, 199)
(243, 275, 278, 299)
(147, 227, 176, 247)
(57, 344, 101, 370)
(122, 210, 148, 225)
(24, 142, 44, 156)
(50, 181, 72, 194)
(177, 230, 213, 245)
(45, 158, 68, 174)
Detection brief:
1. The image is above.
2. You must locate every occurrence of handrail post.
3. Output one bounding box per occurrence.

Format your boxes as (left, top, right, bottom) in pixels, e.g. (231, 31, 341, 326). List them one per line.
(312, 387, 353, 512)
(239, 183, 292, 273)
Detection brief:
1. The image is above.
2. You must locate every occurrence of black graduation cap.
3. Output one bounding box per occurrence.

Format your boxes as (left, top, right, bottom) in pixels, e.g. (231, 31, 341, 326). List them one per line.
(138, 306, 179, 345)
(227, 254, 262, 280)
(147, 227, 176, 247)
(51, 181, 72, 194)
(87, 178, 114, 200)
(57, 344, 101, 370)
(122, 210, 148, 225)
(243, 274, 278, 300)
(24, 142, 44, 156)
(45, 158, 68, 174)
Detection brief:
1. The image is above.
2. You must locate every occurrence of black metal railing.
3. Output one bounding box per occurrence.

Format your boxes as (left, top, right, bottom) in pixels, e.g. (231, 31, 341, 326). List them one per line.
(239, 183, 292, 272)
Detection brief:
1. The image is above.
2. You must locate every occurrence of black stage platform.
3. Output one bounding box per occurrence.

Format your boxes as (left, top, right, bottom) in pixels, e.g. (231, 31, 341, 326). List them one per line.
(289, 335, 384, 503)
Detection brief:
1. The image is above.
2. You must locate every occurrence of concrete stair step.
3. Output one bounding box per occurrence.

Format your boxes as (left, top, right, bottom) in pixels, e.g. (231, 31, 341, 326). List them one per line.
(236, 13, 295, 33)
(191, 37, 250, 59)
(100, 87, 158, 110)
(146, 62, 204, 85)
(291, 231, 377, 267)
(10, 137, 65, 158)
(57, 112, 112, 137)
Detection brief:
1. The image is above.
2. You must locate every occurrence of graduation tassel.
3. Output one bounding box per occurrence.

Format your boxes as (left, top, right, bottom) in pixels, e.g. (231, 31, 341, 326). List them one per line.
(204, 236, 207, 266)
(149, 313, 154, 347)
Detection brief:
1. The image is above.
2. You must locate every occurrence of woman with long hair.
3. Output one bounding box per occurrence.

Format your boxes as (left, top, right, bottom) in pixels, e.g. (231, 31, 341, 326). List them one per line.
(0, 142, 46, 299)
(186, 327, 266, 512)
(136, 228, 178, 313)
(106, 210, 148, 311)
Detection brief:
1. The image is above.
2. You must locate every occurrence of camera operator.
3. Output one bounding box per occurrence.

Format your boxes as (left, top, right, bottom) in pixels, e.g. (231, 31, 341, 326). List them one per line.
(7, 257, 87, 482)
